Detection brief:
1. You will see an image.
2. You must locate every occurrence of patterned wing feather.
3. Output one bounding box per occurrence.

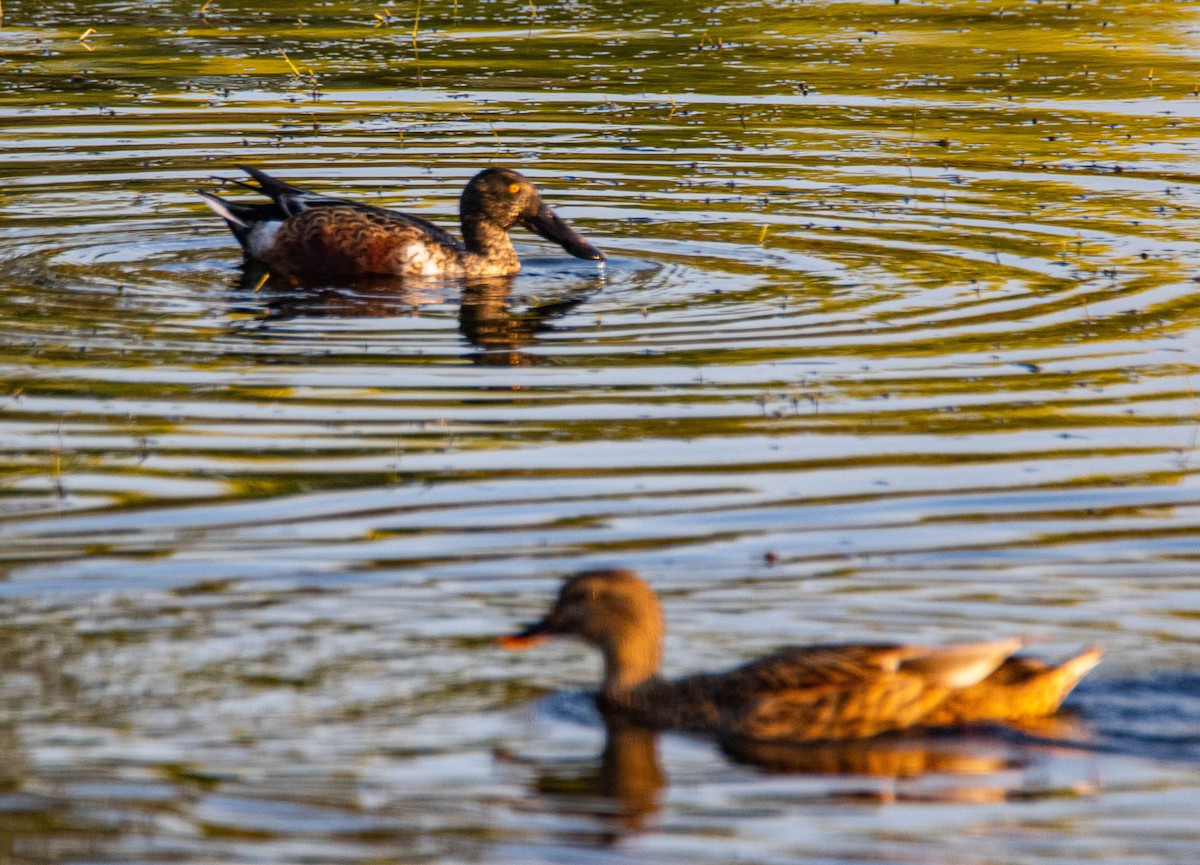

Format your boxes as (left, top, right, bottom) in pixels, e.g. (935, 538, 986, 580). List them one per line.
(237, 165, 463, 248)
(263, 206, 462, 277)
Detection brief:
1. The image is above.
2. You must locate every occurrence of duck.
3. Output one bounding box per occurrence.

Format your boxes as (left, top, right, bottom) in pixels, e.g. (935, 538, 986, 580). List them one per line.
(501, 569, 1102, 742)
(198, 166, 605, 279)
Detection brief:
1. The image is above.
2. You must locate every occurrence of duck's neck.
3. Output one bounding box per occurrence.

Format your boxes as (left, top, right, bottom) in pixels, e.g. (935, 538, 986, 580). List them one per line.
(460, 214, 520, 274)
(598, 623, 664, 700)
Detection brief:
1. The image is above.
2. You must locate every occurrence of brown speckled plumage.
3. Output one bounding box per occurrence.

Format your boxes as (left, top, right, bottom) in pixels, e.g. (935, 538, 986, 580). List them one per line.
(503, 569, 1101, 742)
(199, 165, 605, 279)
(265, 207, 467, 277)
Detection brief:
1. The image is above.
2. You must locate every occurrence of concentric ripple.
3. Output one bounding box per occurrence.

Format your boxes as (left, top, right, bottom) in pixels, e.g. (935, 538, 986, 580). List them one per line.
(1, 1, 1200, 863)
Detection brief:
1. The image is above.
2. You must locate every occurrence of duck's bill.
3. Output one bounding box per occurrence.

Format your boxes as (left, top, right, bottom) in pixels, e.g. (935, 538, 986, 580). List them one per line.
(522, 202, 606, 261)
(498, 620, 551, 650)
(498, 632, 549, 650)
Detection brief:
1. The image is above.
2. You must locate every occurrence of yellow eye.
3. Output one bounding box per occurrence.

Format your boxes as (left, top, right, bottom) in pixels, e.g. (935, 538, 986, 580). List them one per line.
(508, 182, 522, 195)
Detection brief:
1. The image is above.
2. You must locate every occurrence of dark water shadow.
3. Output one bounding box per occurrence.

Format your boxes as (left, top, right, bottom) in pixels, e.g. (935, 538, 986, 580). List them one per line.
(227, 260, 603, 365)
(1063, 671, 1200, 762)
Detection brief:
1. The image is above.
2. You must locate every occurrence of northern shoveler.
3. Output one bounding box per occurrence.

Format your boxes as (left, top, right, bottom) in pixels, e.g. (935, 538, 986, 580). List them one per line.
(501, 569, 1102, 742)
(199, 166, 605, 279)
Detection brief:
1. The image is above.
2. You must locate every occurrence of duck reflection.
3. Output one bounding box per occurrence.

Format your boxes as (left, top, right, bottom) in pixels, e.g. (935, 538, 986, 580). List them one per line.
(457, 277, 596, 366)
(231, 262, 601, 366)
(721, 712, 1098, 805)
(527, 711, 1096, 834)
(530, 720, 664, 832)
(717, 728, 1010, 777)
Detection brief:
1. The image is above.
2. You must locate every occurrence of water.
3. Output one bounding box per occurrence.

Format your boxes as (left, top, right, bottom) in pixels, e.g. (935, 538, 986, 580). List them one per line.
(1, 0, 1199, 862)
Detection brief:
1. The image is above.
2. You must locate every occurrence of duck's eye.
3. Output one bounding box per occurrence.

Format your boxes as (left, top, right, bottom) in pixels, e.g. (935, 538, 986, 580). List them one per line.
(507, 182, 522, 195)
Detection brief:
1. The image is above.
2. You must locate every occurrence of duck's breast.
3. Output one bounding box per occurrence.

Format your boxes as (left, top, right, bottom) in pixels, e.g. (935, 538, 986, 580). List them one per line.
(397, 239, 464, 277)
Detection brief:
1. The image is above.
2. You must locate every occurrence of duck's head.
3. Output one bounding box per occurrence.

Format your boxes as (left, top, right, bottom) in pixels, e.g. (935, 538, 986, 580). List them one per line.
(461, 168, 605, 262)
(501, 569, 664, 692)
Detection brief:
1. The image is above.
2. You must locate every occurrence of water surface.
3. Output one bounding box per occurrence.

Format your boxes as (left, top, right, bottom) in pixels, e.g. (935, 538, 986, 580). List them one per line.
(1, 1, 1199, 862)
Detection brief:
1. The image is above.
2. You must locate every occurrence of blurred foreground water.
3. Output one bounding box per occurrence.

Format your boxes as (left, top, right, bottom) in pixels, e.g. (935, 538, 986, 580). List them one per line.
(1, 0, 1199, 862)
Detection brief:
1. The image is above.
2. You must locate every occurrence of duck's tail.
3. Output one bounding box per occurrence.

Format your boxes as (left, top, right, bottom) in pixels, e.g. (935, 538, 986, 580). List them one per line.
(925, 644, 1103, 726)
(234, 165, 334, 217)
(236, 164, 307, 198)
(1050, 645, 1104, 705)
(197, 191, 284, 253)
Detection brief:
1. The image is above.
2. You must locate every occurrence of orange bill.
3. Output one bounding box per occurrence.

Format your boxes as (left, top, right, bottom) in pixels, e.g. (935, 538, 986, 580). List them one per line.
(498, 632, 549, 650)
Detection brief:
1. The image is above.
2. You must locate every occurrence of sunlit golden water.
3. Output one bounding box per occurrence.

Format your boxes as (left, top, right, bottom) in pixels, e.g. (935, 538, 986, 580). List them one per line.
(1, 1, 1199, 863)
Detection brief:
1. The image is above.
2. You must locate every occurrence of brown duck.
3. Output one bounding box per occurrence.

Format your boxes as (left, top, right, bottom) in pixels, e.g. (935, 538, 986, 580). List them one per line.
(501, 569, 1101, 742)
(199, 166, 605, 279)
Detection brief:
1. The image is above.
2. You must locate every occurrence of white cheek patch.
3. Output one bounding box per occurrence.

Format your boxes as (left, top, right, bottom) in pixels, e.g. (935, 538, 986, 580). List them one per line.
(246, 221, 282, 259)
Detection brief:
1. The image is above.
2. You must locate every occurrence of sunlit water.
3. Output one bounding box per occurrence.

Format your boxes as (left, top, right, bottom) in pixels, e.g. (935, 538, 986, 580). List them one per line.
(1, 1, 1199, 862)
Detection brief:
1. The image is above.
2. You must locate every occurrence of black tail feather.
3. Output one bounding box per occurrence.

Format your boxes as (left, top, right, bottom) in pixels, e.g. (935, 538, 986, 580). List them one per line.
(210, 175, 263, 194)
(197, 190, 285, 252)
(236, 165, 307, 202)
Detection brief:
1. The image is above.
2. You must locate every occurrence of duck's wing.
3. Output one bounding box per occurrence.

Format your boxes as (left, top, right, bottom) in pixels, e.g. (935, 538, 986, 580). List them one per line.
(645, 645, 908, 733)
(236, 165, 463, 250)
(719, 639, 1022, 693)
(891, 637, 1026, 688)
(709, 640, 1023, 742)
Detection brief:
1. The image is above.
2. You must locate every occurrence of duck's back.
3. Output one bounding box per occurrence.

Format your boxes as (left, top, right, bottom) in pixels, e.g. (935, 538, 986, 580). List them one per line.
(617, 640, 1024, 742)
